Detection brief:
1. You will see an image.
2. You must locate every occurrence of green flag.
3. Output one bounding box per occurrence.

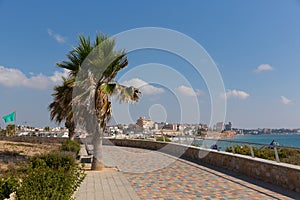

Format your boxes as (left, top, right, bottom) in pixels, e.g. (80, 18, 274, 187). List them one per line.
(2, 112, 15, 123)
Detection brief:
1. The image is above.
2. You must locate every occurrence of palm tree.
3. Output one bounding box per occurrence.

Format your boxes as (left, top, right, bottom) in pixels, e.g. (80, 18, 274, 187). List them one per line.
(48, 35, 107, 140)
(51, 34, 140, 170)
(49, 77, 75, 140)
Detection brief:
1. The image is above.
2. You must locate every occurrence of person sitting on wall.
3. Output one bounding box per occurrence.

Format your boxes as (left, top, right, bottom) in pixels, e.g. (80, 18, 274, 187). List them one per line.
(269, 140, 278, 149)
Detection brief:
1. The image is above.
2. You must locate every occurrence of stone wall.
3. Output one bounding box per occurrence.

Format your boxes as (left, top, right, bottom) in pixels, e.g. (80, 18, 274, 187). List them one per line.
(105, 138, 300, 192)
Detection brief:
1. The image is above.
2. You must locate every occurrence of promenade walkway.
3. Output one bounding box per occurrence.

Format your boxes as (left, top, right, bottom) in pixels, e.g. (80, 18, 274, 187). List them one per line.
(75, 171, 140, 200)
(75, 145, 300, 200)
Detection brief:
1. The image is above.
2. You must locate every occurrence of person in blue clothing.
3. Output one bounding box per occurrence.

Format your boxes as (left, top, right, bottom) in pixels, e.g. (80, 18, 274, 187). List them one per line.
(269, 140, 279, 149)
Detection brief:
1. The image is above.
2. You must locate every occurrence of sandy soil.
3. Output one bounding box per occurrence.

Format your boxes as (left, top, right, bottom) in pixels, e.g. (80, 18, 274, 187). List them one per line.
(0, 140, 60, 171)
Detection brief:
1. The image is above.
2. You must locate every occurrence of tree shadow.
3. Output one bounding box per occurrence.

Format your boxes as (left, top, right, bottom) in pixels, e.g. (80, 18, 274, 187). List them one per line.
(0, 151, 28, 168)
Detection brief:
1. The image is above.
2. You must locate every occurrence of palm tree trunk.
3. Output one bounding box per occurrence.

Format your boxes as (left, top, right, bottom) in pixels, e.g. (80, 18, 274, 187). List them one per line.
(68, 127, 75, 140)
(66, 120, 75, 140)
(91, 125, 104, 170)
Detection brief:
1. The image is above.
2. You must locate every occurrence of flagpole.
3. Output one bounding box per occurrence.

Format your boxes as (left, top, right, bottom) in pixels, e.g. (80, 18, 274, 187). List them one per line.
(14, 111, 16, 135)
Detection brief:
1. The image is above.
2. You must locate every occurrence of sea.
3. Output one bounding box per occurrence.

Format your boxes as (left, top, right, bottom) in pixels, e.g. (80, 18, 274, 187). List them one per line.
(189, 133, 300, 151)
(230, 133, 300, 148)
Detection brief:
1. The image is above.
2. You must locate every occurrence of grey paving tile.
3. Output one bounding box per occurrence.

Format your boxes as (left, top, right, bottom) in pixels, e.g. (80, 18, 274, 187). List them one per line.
(74, 171, 140, 200)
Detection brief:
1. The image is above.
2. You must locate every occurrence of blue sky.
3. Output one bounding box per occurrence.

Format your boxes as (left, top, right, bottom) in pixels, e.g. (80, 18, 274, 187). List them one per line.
(1, 0, 300, 129)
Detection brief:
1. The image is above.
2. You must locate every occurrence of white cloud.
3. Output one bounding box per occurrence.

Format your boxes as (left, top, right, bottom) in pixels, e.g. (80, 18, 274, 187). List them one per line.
(255, 64, 274, 73)
(49, 70, 69, 83)
(47, 28, 66, 43)
(0, 66, 68, 90)
(280, 96, 292, 105)
(224, 89, 250, 100)
(122, 78, 164, 95)
(176, 85, 203, 97)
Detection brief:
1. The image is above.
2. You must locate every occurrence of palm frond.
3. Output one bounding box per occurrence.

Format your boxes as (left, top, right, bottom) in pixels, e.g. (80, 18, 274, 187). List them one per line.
(102, 83, 141, 103)
(48, 77, 74, 125)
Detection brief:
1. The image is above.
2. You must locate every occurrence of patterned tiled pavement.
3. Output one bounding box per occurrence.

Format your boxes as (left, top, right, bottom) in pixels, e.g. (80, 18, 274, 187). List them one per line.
(75, 171, 140, 200)
(101, 146, 300, 200)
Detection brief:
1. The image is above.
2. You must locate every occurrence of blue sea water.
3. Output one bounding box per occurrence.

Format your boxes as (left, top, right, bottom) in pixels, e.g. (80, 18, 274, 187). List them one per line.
(192, 134, 300, 151)
(230, 134, 300, 148)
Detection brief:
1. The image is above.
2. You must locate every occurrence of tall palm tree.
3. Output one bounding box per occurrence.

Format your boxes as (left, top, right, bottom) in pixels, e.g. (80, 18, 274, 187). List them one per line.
(49, 35, 107, 140)
(51, 34, 140, 170)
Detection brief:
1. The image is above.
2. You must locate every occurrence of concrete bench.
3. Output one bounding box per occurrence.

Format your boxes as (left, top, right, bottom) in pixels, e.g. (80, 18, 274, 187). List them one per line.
(85, 144, 94, 155)
(79, 144, 92, 163)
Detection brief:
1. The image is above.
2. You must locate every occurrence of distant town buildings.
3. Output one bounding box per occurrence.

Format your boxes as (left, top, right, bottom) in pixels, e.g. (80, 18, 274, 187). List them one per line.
(225, 122, 232, 131)
(2, 116, 300, 139)
(215, 122, 225, 132)
(136, 117, 154, 129)
(162, 123, 177, 131)
(214, 122, 233, 132)
(154, 122, 165, 130)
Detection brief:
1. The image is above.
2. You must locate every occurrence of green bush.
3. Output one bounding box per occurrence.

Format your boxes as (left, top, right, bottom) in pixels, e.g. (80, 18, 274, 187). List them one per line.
(226, 145, 300, 165)
(0, 152, 85, 200)
(60, 139, 81, 155)
(255, 148, 275, 160)
(15, 152, 85, 200)
(29, 152, 76, 172)
(0, 174, 19, 199)
(156, 136, 171, 142)
(278, 148, 300, 165)
(191, 143, 200, 147)
(0, 140, 86, 200)
(226, 145, 252, 156)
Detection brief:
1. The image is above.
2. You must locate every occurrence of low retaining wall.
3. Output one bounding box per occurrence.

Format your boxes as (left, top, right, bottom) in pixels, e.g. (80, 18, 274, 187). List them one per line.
(0, 136, 68, 144)
(105, 139, 300, 192)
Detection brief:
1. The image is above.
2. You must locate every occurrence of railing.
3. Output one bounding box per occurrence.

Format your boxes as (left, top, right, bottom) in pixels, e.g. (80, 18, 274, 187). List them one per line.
(171, 137, 300, 165)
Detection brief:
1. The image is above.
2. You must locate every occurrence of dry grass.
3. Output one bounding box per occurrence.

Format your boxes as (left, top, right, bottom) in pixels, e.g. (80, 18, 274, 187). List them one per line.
(0, 140, 60, 171)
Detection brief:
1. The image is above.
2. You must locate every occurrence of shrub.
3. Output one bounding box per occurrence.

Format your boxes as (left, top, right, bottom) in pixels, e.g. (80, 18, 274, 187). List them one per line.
(16, 166, 84, 199)
(226, 145, 300, 165)
(255, 148, 275, 161)
(29, 152, 76, 172)
(60, 139, 81, 155)
(0, 140, 85, 199)
(0, 174, 19, 200)
(156, 136, 171, 142)
(15, 152, 85, 200)
(278, 148, 300, 165)
(191, 143, 200, 147)
(226, 145, 252, 156)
